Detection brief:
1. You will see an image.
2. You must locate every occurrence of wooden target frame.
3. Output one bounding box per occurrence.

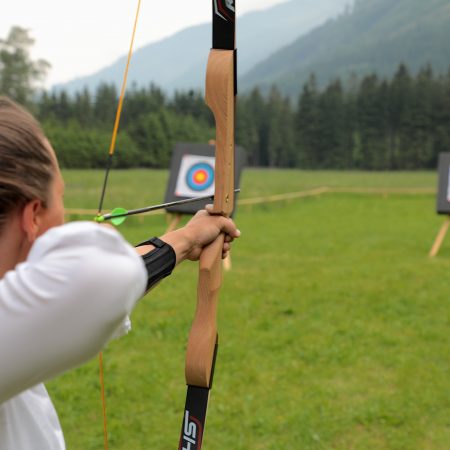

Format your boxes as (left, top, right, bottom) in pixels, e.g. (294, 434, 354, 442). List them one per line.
(164, 142, 246, 269)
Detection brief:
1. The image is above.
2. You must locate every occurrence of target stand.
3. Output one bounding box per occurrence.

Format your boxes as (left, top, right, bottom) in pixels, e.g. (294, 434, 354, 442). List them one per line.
(163, 141, 245, 270)
(430, 153, 450, 257)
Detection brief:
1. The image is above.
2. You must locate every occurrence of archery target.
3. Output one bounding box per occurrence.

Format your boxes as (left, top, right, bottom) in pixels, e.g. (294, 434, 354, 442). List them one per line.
(436, 153, 450, 214)
(447, 166, 450, 202)
(175, 154, 216, 197)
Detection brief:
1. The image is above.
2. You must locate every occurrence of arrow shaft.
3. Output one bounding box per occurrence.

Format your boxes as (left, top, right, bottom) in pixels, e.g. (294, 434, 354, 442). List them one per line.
(101, 189, 240, 221)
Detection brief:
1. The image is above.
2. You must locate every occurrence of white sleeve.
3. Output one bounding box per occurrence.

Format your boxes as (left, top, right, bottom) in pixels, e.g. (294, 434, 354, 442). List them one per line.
(0, 222, 147, 404)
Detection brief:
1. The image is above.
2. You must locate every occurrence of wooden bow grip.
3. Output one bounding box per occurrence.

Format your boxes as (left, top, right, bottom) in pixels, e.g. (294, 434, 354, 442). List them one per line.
(185, 235, 224, 387)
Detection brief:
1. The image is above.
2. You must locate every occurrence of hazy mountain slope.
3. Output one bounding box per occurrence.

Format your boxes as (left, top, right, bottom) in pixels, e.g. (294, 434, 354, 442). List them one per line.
(55, 0, 350, 94)
(241, 0, 450, 96)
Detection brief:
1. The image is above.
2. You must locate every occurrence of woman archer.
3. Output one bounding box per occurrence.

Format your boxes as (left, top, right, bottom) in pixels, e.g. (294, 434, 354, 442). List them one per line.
(0, 96, 240, 449)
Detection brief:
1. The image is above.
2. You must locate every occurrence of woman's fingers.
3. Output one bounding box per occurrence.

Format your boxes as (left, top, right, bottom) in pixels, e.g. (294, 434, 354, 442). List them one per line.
(217, 216, 241, 239)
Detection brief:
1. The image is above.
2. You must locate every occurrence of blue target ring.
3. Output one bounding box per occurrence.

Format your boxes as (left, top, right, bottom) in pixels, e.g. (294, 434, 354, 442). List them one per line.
(186, 162, 214, 192)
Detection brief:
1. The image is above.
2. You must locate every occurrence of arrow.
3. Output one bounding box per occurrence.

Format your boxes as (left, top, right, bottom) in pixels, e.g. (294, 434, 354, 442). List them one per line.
(95, 189, 240, 226)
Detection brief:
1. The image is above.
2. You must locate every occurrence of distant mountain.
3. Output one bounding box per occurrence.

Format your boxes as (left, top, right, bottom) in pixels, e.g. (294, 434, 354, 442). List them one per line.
(54, 0, 350, 94)
(242, 0, 450, 96)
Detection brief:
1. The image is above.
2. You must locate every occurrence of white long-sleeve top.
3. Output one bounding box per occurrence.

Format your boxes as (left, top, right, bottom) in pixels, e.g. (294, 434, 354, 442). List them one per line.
(0, 222, 147, 449)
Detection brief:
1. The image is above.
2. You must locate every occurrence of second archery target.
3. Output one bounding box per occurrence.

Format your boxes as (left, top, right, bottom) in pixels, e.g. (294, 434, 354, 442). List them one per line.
(436, 153, 450, 214)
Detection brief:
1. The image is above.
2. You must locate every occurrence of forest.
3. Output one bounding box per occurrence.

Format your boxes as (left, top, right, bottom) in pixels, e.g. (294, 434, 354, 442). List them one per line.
(36, 64, 450, 171)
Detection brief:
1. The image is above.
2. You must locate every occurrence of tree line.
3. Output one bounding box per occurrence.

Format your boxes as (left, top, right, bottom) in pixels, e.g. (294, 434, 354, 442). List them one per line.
(2, 28, 450, 170)
(36, 64, 450, 171)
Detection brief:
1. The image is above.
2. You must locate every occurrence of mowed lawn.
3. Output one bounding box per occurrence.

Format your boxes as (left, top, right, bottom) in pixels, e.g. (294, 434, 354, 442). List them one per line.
(47, 170, 450, 449)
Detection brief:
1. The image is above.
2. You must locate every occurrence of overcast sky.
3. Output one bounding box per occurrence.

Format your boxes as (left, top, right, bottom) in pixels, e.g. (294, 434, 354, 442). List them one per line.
(0, 0, 286, 87)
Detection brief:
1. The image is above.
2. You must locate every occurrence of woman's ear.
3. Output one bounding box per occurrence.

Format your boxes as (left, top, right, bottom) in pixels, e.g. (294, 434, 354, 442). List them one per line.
(21, 199, 44, 243)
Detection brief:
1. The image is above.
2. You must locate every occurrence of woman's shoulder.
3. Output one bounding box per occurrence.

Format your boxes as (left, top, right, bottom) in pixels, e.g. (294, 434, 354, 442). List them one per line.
(29, 222, 132, 260)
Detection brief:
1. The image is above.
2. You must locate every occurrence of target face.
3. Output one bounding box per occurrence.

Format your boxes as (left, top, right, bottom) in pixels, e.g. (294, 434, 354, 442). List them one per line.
(175, 154, 216, 197)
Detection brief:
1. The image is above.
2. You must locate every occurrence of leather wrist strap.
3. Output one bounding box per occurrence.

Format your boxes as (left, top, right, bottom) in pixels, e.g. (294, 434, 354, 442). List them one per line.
(136, 237, 176, 290)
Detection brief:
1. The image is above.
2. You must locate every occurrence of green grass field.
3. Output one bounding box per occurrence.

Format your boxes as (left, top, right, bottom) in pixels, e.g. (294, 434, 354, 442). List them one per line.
(48, 170, 450, 449)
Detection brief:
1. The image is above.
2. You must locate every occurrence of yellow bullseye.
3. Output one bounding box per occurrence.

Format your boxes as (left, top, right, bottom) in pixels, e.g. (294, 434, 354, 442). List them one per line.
(194, 170, 207, 184)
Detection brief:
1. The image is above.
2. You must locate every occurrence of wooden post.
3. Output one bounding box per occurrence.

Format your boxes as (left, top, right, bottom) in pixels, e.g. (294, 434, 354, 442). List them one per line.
(429, 215, 450, 257)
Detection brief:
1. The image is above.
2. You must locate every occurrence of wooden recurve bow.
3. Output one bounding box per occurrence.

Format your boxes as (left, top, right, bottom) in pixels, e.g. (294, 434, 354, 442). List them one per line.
(178, 1, 237, 449)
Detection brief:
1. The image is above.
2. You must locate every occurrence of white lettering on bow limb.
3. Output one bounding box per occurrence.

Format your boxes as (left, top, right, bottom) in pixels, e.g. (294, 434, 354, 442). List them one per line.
(225, 0, 235, 12)
(213, 0, 225, 20)
(182, 410, 198, 449)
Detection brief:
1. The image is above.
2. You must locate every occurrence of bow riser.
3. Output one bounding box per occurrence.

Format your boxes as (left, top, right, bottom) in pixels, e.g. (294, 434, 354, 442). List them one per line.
(185, 48, 236, 389)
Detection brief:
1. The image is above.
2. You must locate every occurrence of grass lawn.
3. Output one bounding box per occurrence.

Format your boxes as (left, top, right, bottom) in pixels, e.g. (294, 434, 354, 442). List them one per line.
(47, 169, 450, 449)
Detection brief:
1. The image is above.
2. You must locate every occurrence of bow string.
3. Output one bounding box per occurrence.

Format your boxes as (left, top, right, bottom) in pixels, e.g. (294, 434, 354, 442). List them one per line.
(96, 2, 142, 449)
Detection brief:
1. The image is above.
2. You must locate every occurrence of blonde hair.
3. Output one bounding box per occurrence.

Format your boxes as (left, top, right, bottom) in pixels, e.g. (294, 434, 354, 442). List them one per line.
(0, 97, 54, 231)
